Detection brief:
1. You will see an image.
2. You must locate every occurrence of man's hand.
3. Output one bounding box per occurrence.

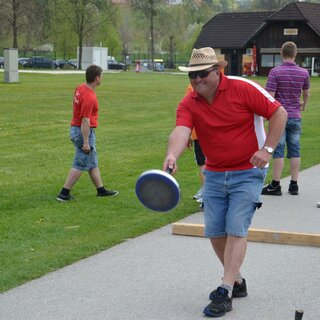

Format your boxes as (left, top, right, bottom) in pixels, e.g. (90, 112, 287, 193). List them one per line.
(250, 149, 272, 168)
(300, 101, 306, 111)
(82, 143, 91, 154)
(163, 153, 178, 174)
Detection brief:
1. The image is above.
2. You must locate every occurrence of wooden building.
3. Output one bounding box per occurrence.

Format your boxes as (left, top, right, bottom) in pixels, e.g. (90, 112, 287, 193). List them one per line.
(194, 1, 320, 76)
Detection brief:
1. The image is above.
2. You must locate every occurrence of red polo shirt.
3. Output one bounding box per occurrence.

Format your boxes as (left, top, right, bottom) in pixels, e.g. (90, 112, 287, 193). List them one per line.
(71, 83, 99, 128)
(176, 74, 281, 171)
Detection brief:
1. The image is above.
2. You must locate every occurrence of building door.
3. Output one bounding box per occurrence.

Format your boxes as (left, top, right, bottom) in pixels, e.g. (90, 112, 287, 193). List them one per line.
(231, 53, 239, 75)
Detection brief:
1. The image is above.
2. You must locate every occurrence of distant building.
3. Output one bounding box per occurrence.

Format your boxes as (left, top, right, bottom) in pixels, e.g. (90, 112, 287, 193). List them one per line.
(194, 1, 320, 76)
(111, 0, 183, 5)
(111, 0, 127, 4)
(167, 0, 182, 4)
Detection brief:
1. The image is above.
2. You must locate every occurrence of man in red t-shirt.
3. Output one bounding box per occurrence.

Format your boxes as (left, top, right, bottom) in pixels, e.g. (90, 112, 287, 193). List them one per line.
(163, 48, 287, 317)
(57, 65, 118, 201)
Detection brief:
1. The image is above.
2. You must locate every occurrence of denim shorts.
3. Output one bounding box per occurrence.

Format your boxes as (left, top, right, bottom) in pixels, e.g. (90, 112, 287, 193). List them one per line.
(70, 126, 98, 171)
(203, 168, 267, 238)
(273, 118, 301, 159)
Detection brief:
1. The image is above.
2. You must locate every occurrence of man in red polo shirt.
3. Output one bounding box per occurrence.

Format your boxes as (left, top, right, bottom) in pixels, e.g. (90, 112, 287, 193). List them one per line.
(57, 65, 118, 201)
(163, 47, 287, 317)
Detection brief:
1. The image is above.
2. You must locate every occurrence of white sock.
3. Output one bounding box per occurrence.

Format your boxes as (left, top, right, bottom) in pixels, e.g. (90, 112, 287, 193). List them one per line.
(235, 274, 243, 284)
(221, 282, 233, 298)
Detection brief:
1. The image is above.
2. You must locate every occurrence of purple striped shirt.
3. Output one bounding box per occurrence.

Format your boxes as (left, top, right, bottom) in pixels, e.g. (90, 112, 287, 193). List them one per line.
(265, 62, 310, 118)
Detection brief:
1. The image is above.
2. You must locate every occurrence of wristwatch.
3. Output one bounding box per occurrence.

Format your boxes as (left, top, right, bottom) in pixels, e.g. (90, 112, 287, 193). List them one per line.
(263, 146, 274, 154)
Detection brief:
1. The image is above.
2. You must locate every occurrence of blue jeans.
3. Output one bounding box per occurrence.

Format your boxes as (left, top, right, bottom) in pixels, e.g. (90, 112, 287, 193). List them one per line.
(273, 118, 301, 159)
(70, 126, 98, 171)
(203, 168, 267, 238)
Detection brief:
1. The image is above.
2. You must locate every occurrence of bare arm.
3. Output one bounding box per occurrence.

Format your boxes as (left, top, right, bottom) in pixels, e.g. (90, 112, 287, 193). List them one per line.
(163, 126, 191, 173)
(250, 106, 287, 168)
(81, 117, 91, 154)
(300, 88, 310, 111)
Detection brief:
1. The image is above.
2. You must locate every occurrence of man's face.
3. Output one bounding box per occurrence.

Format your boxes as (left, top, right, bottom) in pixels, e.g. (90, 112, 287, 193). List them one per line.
(188, 66, 220, 99)
(96, 74, 102, 86)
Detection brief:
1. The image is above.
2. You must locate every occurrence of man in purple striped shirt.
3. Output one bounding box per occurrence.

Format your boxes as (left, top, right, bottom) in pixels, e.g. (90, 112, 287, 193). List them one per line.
(262, 41, 310, 196)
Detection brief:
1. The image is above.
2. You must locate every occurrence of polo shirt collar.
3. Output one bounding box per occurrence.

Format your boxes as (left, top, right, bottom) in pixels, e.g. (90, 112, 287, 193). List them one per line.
(282, 61, 296, 66)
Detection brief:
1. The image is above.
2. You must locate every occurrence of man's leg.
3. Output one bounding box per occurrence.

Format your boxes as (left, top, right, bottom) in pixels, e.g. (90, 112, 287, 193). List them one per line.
(272, 158, 284, 181)
(63, 168, 82, 189)
(57, 168, 82, 201)
(89, 167, 118, 197)
(262, 129, 285, 196)
(210, 237, 226, 265)
(204, 236, 246, 318)
(286, 119, 301, 195)
(290, 157, 300, 181)
(221, 236, 247, 286)
(210, 236, 244, 285)
(288, 157, 300, 195)
(89, 167, 103, 188)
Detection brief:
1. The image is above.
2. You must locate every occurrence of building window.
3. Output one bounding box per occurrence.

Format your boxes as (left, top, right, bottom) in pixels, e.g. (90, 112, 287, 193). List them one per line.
(261, 54, 281, 67)
(274, 55, 282, 66)
(261, 55, 273, 67)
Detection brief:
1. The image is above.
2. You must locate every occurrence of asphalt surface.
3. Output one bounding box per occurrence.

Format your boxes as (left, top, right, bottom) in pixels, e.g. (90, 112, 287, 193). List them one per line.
(1, 165, 320, 320)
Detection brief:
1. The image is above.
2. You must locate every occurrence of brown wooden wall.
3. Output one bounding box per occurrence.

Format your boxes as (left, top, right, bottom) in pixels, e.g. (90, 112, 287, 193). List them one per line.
(256, 21, 320, 76)
(256, 21, 320, 49)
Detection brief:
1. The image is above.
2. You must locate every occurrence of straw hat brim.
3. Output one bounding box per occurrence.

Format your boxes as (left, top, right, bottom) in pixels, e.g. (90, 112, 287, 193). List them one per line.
(179, 61, 228, 72)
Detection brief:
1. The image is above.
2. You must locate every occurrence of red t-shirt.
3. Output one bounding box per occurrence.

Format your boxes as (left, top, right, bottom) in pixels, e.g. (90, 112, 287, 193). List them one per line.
(71, 83, 99, 128)
(176, 75, 281, 171)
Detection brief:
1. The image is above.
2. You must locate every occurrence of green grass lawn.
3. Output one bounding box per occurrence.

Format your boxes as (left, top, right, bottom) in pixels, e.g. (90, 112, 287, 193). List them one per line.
(0, 71, 319, 292)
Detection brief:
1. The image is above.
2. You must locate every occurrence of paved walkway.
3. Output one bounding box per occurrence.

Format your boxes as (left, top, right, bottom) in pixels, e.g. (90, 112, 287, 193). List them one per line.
(1, 166, 319, 320)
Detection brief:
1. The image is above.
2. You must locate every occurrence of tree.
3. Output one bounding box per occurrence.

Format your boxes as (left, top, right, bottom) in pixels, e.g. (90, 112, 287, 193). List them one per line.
(0, 0, 30, 48)
(49, 0, 115, 69)
(251, 0, 296, 11)
(130, 0, 167, 70)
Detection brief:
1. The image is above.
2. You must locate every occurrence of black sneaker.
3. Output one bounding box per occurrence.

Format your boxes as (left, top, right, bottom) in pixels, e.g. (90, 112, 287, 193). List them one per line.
(288, 184, 298, 195)
(203, 287, 232, 317)
(97, 189, 118, 197)
(261, 184, 282, 196)
(209, 278, 247, 299)
(56, 193, 74, 202)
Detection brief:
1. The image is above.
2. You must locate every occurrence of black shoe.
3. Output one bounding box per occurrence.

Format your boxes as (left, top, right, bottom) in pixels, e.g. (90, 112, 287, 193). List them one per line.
(288, 184, 299, 195)
(56, 193, 73, 202)
(261, 184, 282, 196)
(203, 287, 232, 317)
(209, 279, 247, 299)
(97, 189, 118, 197)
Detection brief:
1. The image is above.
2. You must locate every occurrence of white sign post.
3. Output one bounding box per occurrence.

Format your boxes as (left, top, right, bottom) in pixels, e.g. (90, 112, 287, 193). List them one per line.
(4, 48, 19, 83)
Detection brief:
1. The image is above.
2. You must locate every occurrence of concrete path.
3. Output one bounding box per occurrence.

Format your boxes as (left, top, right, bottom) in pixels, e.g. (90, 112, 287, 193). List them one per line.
(1, 166, 320, 320)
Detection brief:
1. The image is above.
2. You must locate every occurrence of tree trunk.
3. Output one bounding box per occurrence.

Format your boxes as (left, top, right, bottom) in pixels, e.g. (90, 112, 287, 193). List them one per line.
(150, 9, 154, 71)
(12, 0, 18, 48)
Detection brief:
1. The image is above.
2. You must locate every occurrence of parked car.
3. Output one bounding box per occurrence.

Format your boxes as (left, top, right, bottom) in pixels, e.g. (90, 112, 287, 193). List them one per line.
(26, 56, 55, 69)
(18, 58, 30, 67)
(107, 58, 126, 71)
(53, 59, 67, 69)
(0, 57, 4, 68)
(67, 59, 78, 69)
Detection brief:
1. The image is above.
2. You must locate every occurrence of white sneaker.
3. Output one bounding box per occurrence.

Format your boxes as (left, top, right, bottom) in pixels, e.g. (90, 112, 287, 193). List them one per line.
(317, 202, 320, 208)
(193, 188, 202, 200)
(196, 197, 203, 203)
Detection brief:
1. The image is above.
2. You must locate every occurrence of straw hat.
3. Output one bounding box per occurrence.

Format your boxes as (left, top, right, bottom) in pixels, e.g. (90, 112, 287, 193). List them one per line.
(179, 47, 228, 72)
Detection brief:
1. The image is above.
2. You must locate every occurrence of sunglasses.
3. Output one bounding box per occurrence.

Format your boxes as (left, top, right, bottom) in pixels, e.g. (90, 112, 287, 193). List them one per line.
(188, 67, 216, 80)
